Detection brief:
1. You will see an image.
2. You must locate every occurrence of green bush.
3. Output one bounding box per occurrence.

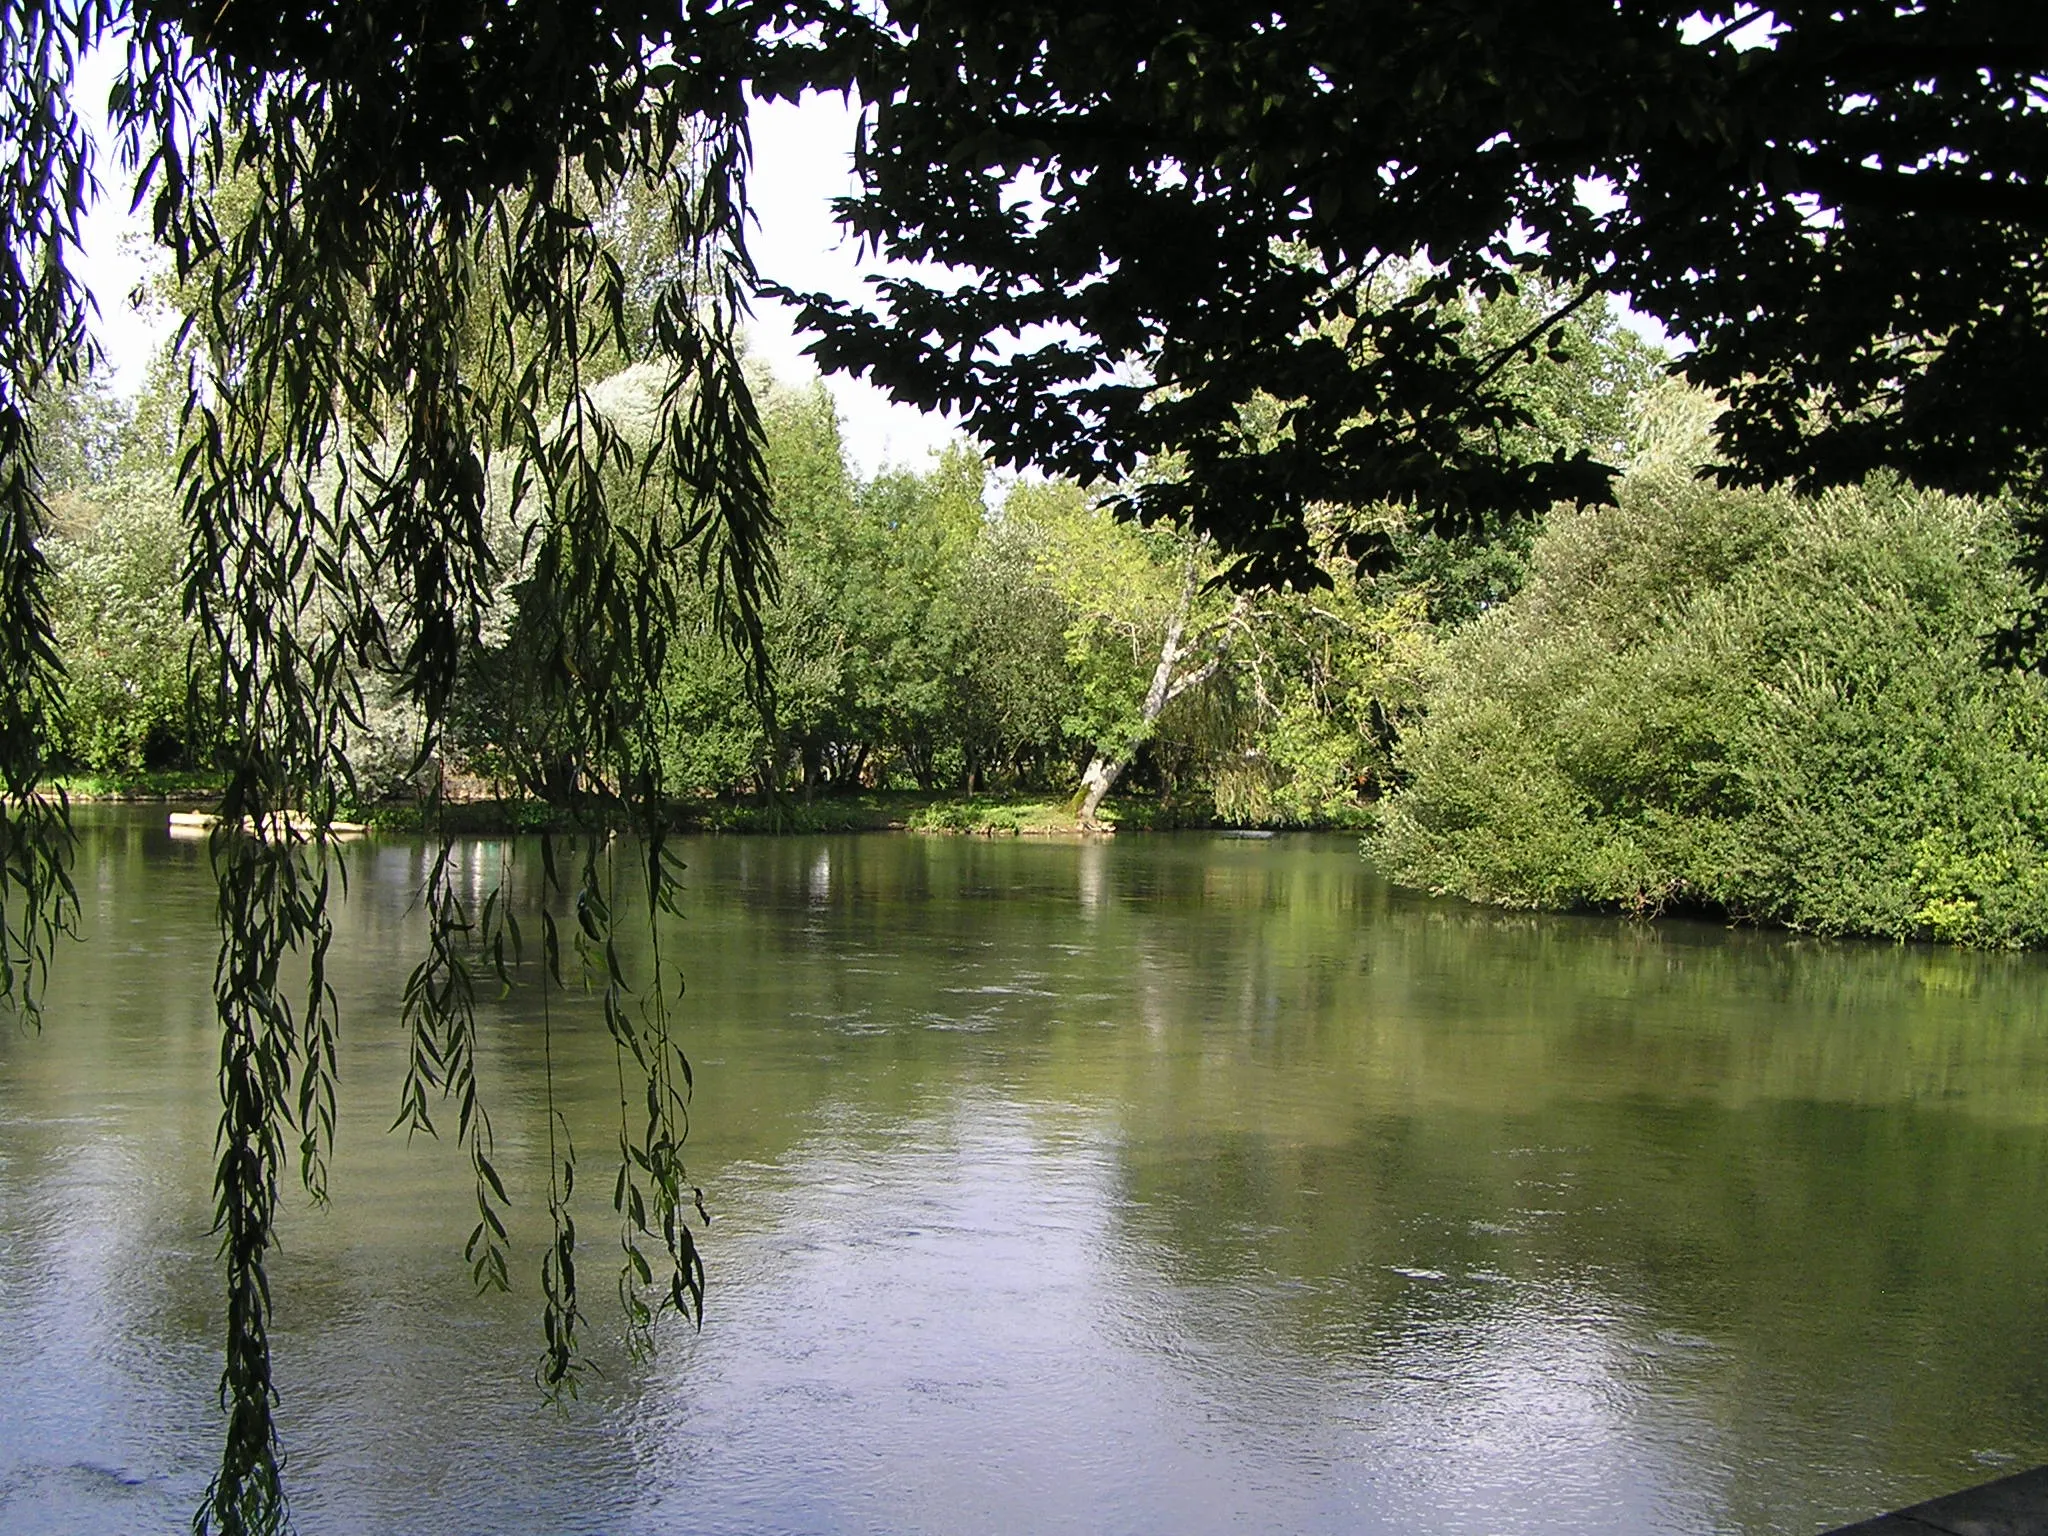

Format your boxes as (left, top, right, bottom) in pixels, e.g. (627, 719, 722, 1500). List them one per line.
(1374, 471, 2048, 944)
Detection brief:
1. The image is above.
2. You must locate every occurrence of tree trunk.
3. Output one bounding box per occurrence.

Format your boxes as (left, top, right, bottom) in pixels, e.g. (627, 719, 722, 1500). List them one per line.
(1074, 555, 1203, 829)
(1075, 751, 1125, 828)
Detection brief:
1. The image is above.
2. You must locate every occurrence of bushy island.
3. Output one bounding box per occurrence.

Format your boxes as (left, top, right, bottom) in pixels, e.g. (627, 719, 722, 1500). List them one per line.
(39, 314, 2048, 947)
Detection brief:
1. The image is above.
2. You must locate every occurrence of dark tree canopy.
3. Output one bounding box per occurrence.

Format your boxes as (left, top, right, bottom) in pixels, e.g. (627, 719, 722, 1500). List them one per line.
(19, 2, 2041, 587)
(780, 1, 2048, 585)
(2, 2, 2043, 1532)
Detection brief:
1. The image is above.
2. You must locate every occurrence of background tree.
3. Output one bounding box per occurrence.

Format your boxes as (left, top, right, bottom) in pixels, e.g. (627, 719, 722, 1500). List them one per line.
(1215, 571, 1431, 828)
(1381, 290, 1669, 627)
(1015, 481, 1254, 825)
(45, 469, 197, 774)
(842, 447, 985, 790)
(942, 505, 1080, 792)
(656, 378, 856, 796)
(1375, 465, 2048, 944)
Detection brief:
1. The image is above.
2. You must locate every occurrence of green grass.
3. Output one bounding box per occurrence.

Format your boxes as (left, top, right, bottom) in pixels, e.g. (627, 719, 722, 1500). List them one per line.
(299, 787, 1363, 837)
(902, 794, 1088, 835)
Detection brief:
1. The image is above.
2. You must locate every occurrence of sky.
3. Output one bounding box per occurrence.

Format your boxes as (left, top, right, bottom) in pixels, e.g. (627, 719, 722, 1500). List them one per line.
(69, 75, 964, 478)
(738, 91, 967, 474)
(69, 38, 1733, 478)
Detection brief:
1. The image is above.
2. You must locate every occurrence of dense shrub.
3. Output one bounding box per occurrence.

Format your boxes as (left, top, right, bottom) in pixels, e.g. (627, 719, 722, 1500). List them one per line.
(1374, 472, 2048, 945)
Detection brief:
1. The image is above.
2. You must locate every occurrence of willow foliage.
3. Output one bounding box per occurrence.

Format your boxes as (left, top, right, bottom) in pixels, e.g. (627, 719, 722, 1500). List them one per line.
(0, 4, 781, 1531)
(0, 0, 89, 1029)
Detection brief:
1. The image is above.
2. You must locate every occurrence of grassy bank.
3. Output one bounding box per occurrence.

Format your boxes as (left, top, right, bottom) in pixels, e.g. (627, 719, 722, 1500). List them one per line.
(368, 790, 1251, 837)
(55, 768, 225, 802)
(58, 776, 1365, 838)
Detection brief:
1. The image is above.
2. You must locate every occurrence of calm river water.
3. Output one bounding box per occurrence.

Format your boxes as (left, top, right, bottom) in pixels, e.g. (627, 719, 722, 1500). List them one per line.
(4, 810, 2048, 1534)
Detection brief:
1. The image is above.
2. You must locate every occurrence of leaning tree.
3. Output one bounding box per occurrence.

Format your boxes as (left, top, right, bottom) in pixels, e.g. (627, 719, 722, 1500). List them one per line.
(2, 3, 2043, 1531)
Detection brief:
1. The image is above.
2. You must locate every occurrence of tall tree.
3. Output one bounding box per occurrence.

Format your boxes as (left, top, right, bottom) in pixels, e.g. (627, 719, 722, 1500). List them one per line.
(1017, 482, 1254, 825)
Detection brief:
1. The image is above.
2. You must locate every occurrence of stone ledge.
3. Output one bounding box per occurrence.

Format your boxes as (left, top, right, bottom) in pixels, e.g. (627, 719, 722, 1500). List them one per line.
(1825, 1466, 2048, 1536)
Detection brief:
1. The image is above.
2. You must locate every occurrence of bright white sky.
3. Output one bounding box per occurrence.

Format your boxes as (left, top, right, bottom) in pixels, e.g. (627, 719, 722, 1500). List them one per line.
(75, 28, 1758, 476)
(742, 90, 967, 473)
(71, 76, 963, 477)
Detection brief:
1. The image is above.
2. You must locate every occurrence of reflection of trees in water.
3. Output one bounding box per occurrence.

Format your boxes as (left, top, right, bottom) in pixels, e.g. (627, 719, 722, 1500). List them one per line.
(1119, 1099, 2048, 1526)
(1083, 884, 2048, 1526)
(20, 819, 2048, 1529)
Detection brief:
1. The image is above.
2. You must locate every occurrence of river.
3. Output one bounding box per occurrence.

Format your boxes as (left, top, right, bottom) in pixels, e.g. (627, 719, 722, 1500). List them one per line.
(3, 810, 2047, 1534)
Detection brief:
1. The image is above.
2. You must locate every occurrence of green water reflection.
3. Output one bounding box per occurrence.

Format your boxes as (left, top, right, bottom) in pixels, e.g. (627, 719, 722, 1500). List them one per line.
(2, 813, 2046, 1534)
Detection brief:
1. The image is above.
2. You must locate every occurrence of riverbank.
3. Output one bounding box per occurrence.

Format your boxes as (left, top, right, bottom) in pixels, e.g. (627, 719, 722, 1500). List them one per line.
(55, 777, 1369, 838)
(52, 772, 2039, 949)
(373, 789, 1349, 837)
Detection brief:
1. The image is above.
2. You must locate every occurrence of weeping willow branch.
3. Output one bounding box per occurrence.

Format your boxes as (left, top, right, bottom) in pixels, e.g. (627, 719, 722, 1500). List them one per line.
(201, 826, 328, 1536)
(395, 834, 513, 1295)
(0, 4, 781, 1531)
(0, 0, 93, 1025)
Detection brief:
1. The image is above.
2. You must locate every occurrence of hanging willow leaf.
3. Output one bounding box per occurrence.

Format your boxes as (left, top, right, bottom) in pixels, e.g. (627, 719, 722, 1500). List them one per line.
(0, 0, 93, 1027)
(1, 5, 782, 1531)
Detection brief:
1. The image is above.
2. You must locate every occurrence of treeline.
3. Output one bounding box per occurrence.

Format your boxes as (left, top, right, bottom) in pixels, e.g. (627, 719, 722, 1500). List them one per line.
(39, 287, 1650, 825)
(38, 368, 1419, 825)
(37, 304, 2048, 944)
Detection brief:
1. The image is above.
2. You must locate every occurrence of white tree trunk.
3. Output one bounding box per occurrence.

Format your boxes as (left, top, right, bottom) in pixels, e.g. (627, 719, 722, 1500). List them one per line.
(1075, 557, 1256, 829)
(1075, 752, 1124, 828)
